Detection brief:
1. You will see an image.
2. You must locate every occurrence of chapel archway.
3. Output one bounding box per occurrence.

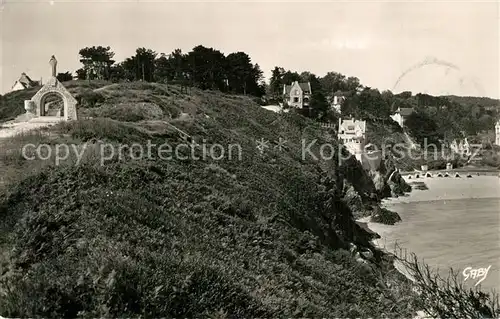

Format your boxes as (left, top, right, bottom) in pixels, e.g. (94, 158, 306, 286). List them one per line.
(24, 55, 78, 121)
(40, 91, 65, 117)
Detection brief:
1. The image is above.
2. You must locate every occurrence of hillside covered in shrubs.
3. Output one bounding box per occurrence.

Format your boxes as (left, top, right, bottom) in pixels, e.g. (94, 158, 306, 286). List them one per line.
(0, 81, 498, 317)
(0, 81, 417, 317)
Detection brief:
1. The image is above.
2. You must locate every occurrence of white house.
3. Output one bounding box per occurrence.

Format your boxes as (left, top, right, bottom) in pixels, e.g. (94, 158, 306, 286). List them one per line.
(337, 117, 383, 170)
(283, 81, 312, 108)
(390, 107, 414, 128)
(10, 73, 40, 92)
(338, 118, 366, 162)
(495, 120, 500, 146)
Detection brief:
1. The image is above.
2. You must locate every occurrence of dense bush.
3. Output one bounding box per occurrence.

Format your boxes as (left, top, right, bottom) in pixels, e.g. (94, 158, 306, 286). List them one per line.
(80, 103, 164, 122)
(76, 90, 106, 108)
(400, 251, 500, 318)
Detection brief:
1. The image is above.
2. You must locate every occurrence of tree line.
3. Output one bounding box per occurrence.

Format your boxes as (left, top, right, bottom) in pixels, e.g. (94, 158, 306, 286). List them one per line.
(55, 45, 498, 143)
(67, 45, 265, 96)
(267, 66, 400, 122)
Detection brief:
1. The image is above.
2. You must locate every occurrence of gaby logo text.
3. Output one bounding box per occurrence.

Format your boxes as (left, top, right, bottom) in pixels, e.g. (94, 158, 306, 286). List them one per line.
(462, 265, 492, 287)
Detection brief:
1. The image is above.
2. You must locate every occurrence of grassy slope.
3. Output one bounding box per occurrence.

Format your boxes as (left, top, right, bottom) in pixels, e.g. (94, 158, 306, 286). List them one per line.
(0, 87, 41, 122)
(0, 82, 419, 317)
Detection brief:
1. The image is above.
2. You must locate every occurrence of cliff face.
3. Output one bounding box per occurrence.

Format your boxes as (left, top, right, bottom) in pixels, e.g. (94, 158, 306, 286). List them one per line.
(382, 156, 411, 195)
(339, 151, 411, 222)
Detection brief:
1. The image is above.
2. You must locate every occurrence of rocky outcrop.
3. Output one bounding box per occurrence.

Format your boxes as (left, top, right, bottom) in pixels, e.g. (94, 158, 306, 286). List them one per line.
(368, 170, 392, 198)
(342, 184, 365, 214)
(378, 156, 411, 197)
(339, 152, 380, 221)
(343, 154, 411, 225)
(388, 172, 411, 197)
(370, 206, 402, 225)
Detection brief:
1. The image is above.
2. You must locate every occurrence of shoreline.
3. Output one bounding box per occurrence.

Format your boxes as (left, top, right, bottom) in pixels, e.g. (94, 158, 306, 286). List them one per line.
(361, 174, 500, 261)
(358, 175, 500, 318)
(357, 216, 427, 319)
(358, 216, 416, 281)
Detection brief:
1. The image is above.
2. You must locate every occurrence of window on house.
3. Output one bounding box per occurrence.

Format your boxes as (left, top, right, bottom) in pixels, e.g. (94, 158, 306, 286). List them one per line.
(293, 97, 299, 103)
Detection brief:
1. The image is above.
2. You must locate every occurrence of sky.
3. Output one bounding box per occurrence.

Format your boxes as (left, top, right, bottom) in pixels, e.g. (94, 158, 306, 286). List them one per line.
(1, 0, 499, 98)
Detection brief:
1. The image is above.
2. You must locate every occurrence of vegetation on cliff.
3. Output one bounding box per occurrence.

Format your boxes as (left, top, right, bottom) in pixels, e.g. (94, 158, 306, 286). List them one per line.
(0, 82, 419, 317)
(0, 81, 498, 318)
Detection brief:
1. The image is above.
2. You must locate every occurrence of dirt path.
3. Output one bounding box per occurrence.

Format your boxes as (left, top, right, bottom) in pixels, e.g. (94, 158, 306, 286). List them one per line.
(0, 121, 55, 139)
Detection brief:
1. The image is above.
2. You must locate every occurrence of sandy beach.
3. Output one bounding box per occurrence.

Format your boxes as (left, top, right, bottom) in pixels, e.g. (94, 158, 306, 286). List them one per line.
(385, 174, 500, 204)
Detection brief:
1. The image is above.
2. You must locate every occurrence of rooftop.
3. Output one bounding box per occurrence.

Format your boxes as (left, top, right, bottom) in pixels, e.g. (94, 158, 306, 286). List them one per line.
(396, 107, 414, 116)
(284, 81, 311, 94)
(339, 118, 366, 134)
(13, 73, 39, 89)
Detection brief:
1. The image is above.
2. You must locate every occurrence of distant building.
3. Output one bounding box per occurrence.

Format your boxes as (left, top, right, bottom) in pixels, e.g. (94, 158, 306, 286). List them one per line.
(11, 73, 40, 92)
(390, 107, 414, 128)
(450, 138, 471, 156)
(495, 120, 500, 146)
(330, 94, 345, 113)
(283, 81, 312, 108)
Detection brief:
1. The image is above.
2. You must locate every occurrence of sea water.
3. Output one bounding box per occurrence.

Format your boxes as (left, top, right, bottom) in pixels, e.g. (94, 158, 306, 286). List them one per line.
(369, 175, 500, 293)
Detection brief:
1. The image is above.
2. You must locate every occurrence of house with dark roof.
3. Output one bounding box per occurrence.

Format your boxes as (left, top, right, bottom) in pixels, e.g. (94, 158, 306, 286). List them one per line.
(390, 107, 414, 128)
(283, 81, 312, 108)
(11, 73, 40, 92)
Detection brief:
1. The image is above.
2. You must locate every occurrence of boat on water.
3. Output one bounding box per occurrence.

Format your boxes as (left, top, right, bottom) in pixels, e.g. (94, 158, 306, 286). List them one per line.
(455, 173, 461, 178)
(466, 173, 473, 178)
